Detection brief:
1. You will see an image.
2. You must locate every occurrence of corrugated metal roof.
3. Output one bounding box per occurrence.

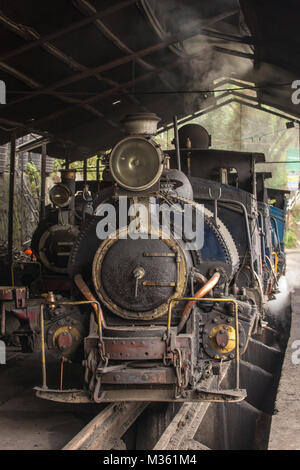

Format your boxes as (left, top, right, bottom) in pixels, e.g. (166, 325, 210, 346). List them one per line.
(0, 0, 299, 160)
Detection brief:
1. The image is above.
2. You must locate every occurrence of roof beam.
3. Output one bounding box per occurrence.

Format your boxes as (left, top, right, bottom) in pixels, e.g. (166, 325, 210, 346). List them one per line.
(73, 0, 154, 71)
(15, 136, 50, 154)
(157, 98, 237, 134)
(213, 45, 254, 60)
(0, 117, 91, 155)
(158, 89, 300, 136)
(198, 28, 254, 45)
(202, 9, 240, 25)
(0, 59, 116, 122)
(0, 0, 137, 62)
(212, 77, 256, 89)
(232, 97, 295, 121)
(1, 6, 246, 111)
(3, 21, 211, 110)
(212, 78, 300, 122)
(0, 61, 40, 88)
(7, 52, 198, 131)
(181, 9, 240, 33)
(0, 9, 149, 116)
(0, 10, 124, 131)
(219, 95, 300, 124)
(73, 0, 184, 98)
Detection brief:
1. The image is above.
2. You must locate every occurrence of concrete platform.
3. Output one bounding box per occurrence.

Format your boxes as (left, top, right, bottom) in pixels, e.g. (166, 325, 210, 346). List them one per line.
(268, 250, 300, 450)
(0, 352, 101, 450)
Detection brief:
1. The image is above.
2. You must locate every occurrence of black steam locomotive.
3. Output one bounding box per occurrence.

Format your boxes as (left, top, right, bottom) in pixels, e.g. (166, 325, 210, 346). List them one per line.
(4, 114, 288, 403)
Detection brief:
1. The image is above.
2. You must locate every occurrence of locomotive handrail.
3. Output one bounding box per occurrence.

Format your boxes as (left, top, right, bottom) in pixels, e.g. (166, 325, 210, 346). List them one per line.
(167, 296, 240, 390)
(265, 255, 278, 286)
(272, 251, 278, 273)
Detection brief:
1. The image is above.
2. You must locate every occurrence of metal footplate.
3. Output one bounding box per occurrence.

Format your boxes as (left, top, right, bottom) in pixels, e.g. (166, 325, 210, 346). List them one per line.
(35, 385, 247, 403)
(196, 387, 247, 402)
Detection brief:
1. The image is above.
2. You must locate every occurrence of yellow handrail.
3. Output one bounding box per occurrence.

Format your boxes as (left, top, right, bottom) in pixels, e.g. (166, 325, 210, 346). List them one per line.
(272, 251, 278, 274)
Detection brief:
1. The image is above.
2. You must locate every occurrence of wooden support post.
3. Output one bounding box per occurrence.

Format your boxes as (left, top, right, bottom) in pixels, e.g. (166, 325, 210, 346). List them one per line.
(8, 131, 16, 271)
(40, 142, 47, 221)
(173, 115, 181, 172)
(83, 158, 87, 184)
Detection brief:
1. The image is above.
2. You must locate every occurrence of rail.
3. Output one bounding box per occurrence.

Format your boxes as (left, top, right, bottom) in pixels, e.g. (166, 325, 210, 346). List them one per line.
(63, 402, 149, 450)
(62, 361, 234, 451)
(154, 362, 231, 450)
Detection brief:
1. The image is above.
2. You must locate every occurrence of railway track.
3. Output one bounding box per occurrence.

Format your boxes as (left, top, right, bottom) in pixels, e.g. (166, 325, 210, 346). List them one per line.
(62, 363, 232, 450)
(0, 310, 288, 450)
(62, 318, 287, 451)
(63, 401, 148, 450)
(153, 363, 231, 450)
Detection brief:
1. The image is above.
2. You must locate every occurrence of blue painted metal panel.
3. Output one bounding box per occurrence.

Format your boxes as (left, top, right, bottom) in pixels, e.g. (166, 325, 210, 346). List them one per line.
(270, 205, 286, 250)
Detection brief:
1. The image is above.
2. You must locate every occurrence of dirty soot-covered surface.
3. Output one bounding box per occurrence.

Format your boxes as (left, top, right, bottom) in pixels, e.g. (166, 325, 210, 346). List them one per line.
(0, 351, 102, 450)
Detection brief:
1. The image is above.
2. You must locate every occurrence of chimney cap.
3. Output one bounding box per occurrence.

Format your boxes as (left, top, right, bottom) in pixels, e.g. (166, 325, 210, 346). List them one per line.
(121, 113, 161, 135)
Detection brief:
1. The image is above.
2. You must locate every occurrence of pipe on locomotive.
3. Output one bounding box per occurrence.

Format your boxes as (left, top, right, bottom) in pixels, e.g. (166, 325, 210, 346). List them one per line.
(177, 272, 220, 333)
(74, 274, 106, 328)
(173, 115, 181, 172)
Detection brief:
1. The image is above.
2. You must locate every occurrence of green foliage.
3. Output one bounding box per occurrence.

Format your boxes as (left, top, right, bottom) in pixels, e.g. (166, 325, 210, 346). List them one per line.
(285, 206, 300, 248)
(52, 155, 106, 180)
(285, 228, 298, 248)
(25, 161, 40, 202)
(292, 206, 300, 222)
(53, 158, 63, 172)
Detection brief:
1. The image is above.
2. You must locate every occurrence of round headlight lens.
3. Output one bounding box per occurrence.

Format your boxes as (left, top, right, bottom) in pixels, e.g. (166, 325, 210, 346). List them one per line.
(49, 184, 71, 208)
(110, 137, 163, 191)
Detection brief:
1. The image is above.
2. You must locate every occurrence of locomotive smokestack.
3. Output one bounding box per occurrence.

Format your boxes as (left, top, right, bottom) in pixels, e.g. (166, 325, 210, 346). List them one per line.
(121, 113, 161, 136)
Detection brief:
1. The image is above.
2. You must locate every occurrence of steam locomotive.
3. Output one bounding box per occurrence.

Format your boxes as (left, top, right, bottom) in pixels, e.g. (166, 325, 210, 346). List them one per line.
(3, 114, 288, 403)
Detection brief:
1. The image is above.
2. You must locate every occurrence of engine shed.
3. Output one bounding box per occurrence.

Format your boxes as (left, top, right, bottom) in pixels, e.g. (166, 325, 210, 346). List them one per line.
(0, 0, 299, 452)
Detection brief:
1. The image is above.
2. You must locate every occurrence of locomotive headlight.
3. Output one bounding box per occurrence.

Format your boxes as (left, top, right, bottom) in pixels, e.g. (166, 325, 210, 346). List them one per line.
(49, 183, 72, 208)
(109, 136, 163, 191)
